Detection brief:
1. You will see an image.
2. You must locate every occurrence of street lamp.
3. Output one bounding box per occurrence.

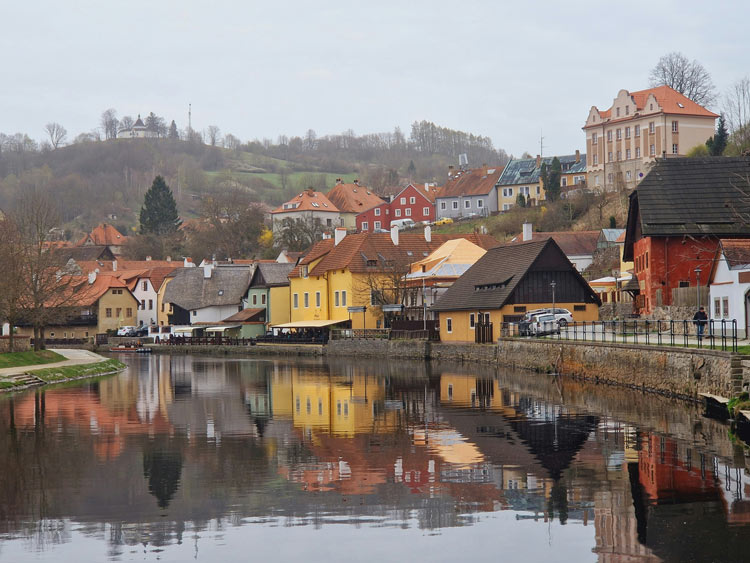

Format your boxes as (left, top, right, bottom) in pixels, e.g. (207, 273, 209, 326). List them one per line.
(695, 267, 702, 311)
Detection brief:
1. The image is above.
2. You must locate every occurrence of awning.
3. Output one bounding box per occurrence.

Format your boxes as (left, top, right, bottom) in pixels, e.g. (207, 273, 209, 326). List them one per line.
(204, 325, 241, 333)
(271, 320, 347, 329)
(173, 326, 203, 334)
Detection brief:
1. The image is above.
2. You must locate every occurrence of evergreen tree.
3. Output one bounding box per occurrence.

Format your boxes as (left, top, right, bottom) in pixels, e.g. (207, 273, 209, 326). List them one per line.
(545, 157, 562, 202)
(168, 120, 179, 140)
(407, 160, 416, 178)
(515, 193, 527, 208)
(706, 114, 728, 156)
(140, 176, 181, 235)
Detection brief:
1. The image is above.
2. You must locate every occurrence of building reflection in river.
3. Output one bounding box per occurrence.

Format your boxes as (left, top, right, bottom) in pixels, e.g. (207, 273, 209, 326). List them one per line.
(2, 355, 750, 561)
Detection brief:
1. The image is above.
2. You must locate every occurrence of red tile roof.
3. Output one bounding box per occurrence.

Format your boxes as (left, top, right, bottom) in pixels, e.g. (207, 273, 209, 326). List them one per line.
(272, 189, 339, 214)
(435, 167, 504, 199)
(394, 183, 440, 203)
(77, 223, 128, 247)
(720, 239, 750, 268)
(325, 182, 385, 213)
(289, 239, 335, 278)
(508, 231, 599, 256)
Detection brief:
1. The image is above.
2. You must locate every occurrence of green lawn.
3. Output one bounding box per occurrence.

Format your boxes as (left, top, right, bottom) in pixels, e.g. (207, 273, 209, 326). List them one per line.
(0, 350, 65, 369)
(26, 359, 126, 383)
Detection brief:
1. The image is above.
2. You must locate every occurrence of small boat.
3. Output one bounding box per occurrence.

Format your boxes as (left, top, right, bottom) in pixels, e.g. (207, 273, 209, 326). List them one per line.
(110, 344, 152, 353)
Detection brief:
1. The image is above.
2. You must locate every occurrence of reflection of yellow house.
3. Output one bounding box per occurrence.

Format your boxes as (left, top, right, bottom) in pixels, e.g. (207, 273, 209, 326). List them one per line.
(433, 238, 601, 342)
(287, 230, 498, 330)
(439, 374, 518, 416)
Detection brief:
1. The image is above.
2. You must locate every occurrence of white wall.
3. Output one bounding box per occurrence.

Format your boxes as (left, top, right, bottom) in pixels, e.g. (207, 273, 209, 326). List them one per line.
(133, 278, 159, 327)
(709, 255, 746, 337)
(191, 304, 242, 324)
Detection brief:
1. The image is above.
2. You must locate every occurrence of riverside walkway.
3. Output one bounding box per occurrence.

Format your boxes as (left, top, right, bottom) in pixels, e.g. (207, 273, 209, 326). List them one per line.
(0, 349, 107, 378)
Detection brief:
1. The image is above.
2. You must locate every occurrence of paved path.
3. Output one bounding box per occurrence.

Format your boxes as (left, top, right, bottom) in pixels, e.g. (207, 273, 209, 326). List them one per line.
(0, 349, 108, 378)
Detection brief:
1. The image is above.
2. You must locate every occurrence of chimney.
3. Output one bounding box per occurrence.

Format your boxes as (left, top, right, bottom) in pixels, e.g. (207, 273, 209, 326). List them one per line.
(353, 179, 359, 186)
(145, 255, 152, 261)
(112, 260, 117, 272)
(523, 222, 533, 242)
(535, 155, 541, 168)
(424, 225, 432, 243)
(183, 257, 193, 267)
(166, 256, 172, 262)
(336, 178, 342, 184)
(87, 271, 97, 284)
(203, 264, 213, 279)
(448, 165, 455, 178)
(390, 224, 399, 246)
(334, 227, 347, 246)
(575, 149, 580, 163)
(424, 182, 429, 192)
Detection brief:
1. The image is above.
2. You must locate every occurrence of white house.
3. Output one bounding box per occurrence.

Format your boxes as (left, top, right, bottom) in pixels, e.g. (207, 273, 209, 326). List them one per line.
(117, 114, 157, 139)
(270, 189, 341, 234)
(709, 239, 750, 338)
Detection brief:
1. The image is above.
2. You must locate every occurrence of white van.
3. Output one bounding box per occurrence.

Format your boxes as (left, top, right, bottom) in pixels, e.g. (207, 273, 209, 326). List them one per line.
(390, 218, 415, 230)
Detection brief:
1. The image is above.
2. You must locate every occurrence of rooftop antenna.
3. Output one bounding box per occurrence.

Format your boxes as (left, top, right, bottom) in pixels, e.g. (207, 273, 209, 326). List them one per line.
(539, 129, 545, 158)
(188, 103, 192, 131)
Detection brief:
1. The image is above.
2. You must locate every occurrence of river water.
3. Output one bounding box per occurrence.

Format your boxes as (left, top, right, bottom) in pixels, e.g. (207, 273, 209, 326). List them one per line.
(0, 354, 749, 562)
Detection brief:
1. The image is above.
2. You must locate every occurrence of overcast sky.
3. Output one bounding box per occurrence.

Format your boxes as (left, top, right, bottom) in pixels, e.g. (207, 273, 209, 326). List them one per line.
(2, 0, 749, 159)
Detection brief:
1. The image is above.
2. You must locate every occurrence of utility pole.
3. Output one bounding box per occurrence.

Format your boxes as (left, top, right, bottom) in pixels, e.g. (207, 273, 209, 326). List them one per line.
(188, 103, 192, 132)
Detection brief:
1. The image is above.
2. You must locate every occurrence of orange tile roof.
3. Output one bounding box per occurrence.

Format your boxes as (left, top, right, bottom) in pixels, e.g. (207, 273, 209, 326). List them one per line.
(308, 232, 498, 276)
(435, 167, 504, 199)
(289, 239, 335, 278)
(66, 274, 131, 307)
(77, 223, 129, 246)
(508, 230, 600, 256)
(395, 183, 440, 203)
(325, 182, 385, 213)
(271, 189, 339, 214)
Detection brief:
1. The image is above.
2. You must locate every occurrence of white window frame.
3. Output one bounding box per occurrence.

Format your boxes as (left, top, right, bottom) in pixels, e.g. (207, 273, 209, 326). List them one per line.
(672, 143, 678, 155)
(335, 291, 340, 307)
(440, 201, 446, 210)
(446, 318, 452, 333)
(395, 209, 401, 217)
(672, 120, 678, 133)
(405, 208, 411, 216)
(477, 199, 483, 208)
(362, 221, 368, 231)
(293, 293, 299, 308)
(592, 132, 598, 144)
(452, 201, 459, 210)
(374, 207, 381, 216)
(423, 207, 430, 216)
(374, 221, 381, 230)
(341, 290, 347, 307)
(400, 197, 406, 205)
(649, 122, 655, 134)
(464, 200, 471, 209)
(470, 313, 475, 329)
(636, 147, 641, 158)
(315, 291, 321, 308)
(635, 125, 640, 137)
(409, 196, 415, 204)
(650, 144, 656, 156)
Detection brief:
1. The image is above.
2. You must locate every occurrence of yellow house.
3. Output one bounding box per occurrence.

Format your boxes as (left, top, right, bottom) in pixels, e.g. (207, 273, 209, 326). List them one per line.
(432, 238, 601, 342)
(287, 229, 499, 330)
(156, 273, 176, 326)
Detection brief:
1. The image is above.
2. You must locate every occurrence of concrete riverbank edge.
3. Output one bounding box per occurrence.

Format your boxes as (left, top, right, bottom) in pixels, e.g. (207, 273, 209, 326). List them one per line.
(0, 359, 127, 394)
(143, 339, 749, 402)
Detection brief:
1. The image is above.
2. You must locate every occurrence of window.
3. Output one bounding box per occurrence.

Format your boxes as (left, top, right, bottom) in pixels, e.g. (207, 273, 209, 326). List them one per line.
(341, 291, 347, 306)
(625, 126, 630, 139)
(374, 221, 381, 229)
(148, 299, 153, 310)
(452, 201, 459, 210)
(626, 170, 632, 180)
(423, 207, 430, 215)
(142, 281, 147, 291)
(410, 196, 415, 204)
(304, 292, 309, 308)
(616, 128, 622, 140)
(400, 197, 406, 204)
(574, 305, 586, 312)
(592, 132, 598, 144)
(536, 186, 540, 195)
(326, 218, 332, 227)
(464, 200, 471, 209)
(608, 151, 613, 162)
(470, 313, 475, 329)
(440, 202, 446, 210)
(650, 144, 655, 156)
(362, 221, 369, 230)
(334, 291, 340, 307)
(446, 318, 452, 333)
(447, 384, 453, 400)
(293, 293, 299, 308)
(261, 293, 266, 305)
(370, 289, 379, 305)
(635, 125, 640, 137)
(301, 265, 308, 278)
(315, 291, 321, 307)
(607, 173, 613, 184)
(607, 130, 612, 142)
(106, 308, 112, 318)
(672, 143, 678, 154)
(116, 308, 122, 318)
(503, 187, 513, 197)
(593, 154, 598, 165)
(252, 294, 257, 305)
(617, 150, 621, 161)
(374, 207, 381, 216)
(395, 209, 401, 217)
(126, 308, 133, 317)
(405, 208, 411, 216)
(636, 146, 641, 158)
(625, 106, 630, 115)
(140, 299, 145, 309)
(723, 297, 729, 318)
(561, 177, 567, 187)
(626, 148, 631, 159)
(502, 203, 512, 211)
(714, 298, 721, 318)
(477, 200, 483, 209)
(672, 120, 678, 133)
(649, 121, 655, 134)
(595, 175, 600, 186)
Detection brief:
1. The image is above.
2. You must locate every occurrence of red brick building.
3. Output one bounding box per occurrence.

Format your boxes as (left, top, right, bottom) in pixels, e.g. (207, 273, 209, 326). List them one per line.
(356, 183, 438, 232)
(624, 157, 750, 314)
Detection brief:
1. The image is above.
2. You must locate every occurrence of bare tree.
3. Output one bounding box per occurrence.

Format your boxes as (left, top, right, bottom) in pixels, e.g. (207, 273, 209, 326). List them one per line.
(274, 216, 327, 252)
(0, 216, 26, 351)
(648, 52, 716, 107)
(724, 77, 750, 151)
(206, 125, 222, 147)
(100, 108, 119, 140)
(119, 115, 134, 131)
(223, 133, 241, 150)
(44, 122, 67, 149)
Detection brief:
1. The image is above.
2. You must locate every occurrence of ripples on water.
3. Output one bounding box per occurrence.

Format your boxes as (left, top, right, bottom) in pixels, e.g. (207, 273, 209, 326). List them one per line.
(0, 354, 749, 562)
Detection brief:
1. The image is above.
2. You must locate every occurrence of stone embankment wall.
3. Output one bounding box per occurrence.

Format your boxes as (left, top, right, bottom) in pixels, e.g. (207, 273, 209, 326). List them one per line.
(148, 343, 324, 357)
(326, 339, 429, 359)
(498, 338, 741, 400)
(0, 336, 31, 352)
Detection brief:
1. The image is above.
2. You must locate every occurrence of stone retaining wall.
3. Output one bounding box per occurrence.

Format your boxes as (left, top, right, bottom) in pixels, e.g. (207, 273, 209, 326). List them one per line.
(0, 336, 31, 352)
(498, 338, 740, 400)
(145, 343, 324, 357)
(326, 339, 429, 359)
(430, 342, 498, 364)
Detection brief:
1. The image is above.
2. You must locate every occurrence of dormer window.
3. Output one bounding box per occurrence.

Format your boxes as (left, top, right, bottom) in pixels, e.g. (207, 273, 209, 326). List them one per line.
(301, 265, 308, 278)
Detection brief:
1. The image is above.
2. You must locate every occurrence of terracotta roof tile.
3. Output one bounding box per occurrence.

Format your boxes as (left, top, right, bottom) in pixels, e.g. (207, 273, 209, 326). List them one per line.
(77, 223, 128, 246)
(508, 231, 599, 256)
(325, 182, 385, 213)
(435, 167, 504, 199)
(272, 189, 339, 214)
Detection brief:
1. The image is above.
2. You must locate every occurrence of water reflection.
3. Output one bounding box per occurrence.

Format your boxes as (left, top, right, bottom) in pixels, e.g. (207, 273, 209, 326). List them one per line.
(0, 354, 749, 561)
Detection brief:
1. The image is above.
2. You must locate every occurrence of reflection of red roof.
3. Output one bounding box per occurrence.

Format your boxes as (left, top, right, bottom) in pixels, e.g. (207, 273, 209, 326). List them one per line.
(272, 190, 339, 214)
(77, 223, 128, 246)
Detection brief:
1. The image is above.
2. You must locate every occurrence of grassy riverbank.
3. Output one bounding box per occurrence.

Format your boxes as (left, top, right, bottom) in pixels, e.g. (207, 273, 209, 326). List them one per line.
(0, 350, 64, 369)
(27, 358, 126, 383)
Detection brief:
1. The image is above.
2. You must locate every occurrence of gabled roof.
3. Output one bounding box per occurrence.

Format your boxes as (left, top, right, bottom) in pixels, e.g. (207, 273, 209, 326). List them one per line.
(60, 246, 117, 263)
(624, 157, 750, 259)
(406, 239, 487, 280)
(719, 239, 750, 270)
(272, 189, 339, 214)
(77, 223, 128, 247)
(289, 239, 335, 278)
(435, 167, 503, 198)
(394, 183, 440, 203)
(222, 308, 265, 322)
(432, 239, 600, 312)
(67, 274, 132, 307)
(325, 182, 385, 213)
(599, 229, 625, 243)
(163, 265, 253, 311)
(307, 232, 498, 277)
(250, 262, 295, 288)
(497, 155, 584, 186)
(509, 231, 599, 257)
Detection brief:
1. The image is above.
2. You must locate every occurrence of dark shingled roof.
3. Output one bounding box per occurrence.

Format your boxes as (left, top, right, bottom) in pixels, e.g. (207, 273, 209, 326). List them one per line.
(497, 154, 585, 186)
(432, 238, 598, 312)
(250, 262, 295, 288)
(164, 265, 252, 311)
(59, 246, 116, 262)
(624, 157, 750, 260)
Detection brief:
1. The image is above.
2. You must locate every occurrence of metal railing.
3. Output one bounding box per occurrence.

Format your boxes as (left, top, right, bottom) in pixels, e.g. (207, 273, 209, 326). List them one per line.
(509, 319, 738, 353)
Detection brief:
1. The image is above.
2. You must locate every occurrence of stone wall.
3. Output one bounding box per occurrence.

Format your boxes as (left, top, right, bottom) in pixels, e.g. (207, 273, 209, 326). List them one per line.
(147, 343, 324, 357)
(326, 339, 429, 359)
(430, 342, 498, 364)
(599, 303, 634, 320)
(498, 338, 740, 399)
(0, 336, 30, 352)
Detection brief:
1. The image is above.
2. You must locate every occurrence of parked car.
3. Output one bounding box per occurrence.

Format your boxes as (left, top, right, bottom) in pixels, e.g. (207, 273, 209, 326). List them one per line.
(391, 218, 416, 229)
(434, 217, 453, 226)
(522, 308, 573, 327)
(134, 326, 149, 337)
(116, 326, 138, 336)
(529, 314, 560, 336)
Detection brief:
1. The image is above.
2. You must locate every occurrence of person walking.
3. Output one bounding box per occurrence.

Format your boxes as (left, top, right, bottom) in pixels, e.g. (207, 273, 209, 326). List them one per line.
(693, 306, 708, 340)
